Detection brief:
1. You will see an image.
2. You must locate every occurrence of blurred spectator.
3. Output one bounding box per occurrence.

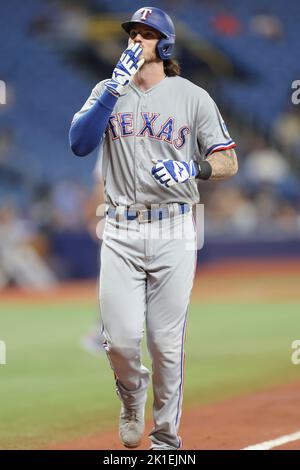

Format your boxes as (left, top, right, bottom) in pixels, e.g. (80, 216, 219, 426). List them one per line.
(57, 4, 89, 41)
(205, 186, 258, 235)
(50, 180, 89, 231)
(273, 203, 300, 234)
(250, 12, 284, 40)
(0, 202, 57, 290)
(29, 2, 89, 45)
(211, 13, 242, 37)
(243, 137, 290, 185)
(273, 107, 300, 157)
(0, 128, 14, 163)
(254, 187, 279, 221)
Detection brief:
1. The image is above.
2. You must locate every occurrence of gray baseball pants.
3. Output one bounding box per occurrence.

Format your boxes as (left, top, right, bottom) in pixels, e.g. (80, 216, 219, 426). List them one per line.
(99, 206, 196, 449)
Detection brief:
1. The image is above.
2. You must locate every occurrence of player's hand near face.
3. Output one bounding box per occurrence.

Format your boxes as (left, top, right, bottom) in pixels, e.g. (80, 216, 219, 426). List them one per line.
(104, 43, 144, 98)
(151, 159, 198, 187)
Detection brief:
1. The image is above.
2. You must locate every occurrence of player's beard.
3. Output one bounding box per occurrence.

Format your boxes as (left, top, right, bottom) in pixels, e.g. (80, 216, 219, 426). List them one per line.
(143, 53, 161, 64)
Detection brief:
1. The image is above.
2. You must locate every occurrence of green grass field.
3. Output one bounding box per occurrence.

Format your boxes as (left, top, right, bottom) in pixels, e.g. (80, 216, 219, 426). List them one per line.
(1, 288, 300, 449)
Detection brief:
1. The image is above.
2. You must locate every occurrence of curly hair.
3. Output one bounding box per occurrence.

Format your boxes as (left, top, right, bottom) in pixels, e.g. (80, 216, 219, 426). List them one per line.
(164, 59, 181, 77)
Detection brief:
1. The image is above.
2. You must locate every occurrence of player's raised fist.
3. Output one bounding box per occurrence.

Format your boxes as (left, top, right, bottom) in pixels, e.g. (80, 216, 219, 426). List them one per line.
(104, 43, 144, 97)
(151, 159, 198, 188)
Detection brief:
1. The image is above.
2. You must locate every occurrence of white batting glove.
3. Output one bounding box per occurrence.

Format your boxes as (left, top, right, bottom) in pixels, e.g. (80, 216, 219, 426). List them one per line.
(104, 43, 144, 97)
(152, 159, 198, 188)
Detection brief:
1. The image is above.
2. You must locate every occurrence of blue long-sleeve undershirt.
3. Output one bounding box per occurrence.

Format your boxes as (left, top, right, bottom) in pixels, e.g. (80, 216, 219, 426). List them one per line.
(69, 89, 118, 157)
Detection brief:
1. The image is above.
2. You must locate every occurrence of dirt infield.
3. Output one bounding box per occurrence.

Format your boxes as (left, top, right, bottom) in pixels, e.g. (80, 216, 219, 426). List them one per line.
(47, 380, 300, 450)
(1, 258, 300, 305)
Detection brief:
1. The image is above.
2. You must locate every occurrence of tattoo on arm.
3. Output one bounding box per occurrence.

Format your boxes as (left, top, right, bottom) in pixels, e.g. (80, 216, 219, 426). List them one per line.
(206, 149, 238, 180)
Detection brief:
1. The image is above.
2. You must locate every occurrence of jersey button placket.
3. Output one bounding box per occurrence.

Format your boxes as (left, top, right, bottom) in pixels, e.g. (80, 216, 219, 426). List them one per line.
(134, 97, 142, 203)
(135, 94, 147, 200)
(140, 96, 146, 147)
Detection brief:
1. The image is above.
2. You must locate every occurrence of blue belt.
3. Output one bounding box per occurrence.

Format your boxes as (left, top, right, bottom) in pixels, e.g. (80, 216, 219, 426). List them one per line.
(106, 203, 190, 223)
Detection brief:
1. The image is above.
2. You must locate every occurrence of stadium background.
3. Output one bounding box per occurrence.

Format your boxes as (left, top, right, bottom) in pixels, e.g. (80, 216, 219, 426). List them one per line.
(0, 0, 300, 450)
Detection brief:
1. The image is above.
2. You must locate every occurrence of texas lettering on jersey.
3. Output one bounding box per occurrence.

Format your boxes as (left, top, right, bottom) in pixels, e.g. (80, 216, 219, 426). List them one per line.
(106, 112, 191, 150)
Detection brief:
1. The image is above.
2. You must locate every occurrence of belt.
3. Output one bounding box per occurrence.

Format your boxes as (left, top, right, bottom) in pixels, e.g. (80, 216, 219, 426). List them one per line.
(106, 203, 190, 223)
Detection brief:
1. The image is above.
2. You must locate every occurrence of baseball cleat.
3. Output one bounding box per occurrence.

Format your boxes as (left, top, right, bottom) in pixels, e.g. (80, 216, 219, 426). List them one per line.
(119, 404, 145, 448)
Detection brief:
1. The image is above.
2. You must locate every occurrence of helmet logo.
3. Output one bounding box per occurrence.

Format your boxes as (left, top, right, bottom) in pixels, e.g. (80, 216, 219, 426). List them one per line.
(140, 8, 152, 21)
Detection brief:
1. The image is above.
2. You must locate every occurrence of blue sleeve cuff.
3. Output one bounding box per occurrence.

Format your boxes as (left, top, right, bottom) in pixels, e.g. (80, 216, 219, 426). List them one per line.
(99, 88, 118, 110)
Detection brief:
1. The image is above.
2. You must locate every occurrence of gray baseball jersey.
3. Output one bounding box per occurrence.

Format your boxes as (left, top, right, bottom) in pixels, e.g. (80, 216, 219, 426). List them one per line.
(73, 76, 235, 207)
(74, 75, 235, 450)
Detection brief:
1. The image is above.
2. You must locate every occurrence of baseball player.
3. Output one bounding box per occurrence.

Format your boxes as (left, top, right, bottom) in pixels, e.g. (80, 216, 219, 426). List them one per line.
(69, 7, 237, 450)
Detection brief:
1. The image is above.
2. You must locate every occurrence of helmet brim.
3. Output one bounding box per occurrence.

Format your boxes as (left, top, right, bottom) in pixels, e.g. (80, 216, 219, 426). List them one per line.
(121, 21, 167, 38)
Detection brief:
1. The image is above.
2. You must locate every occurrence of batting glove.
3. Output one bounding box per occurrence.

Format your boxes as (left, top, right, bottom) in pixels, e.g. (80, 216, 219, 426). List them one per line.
(104, 43, 144, 97)
(151, 159, 198, 188)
